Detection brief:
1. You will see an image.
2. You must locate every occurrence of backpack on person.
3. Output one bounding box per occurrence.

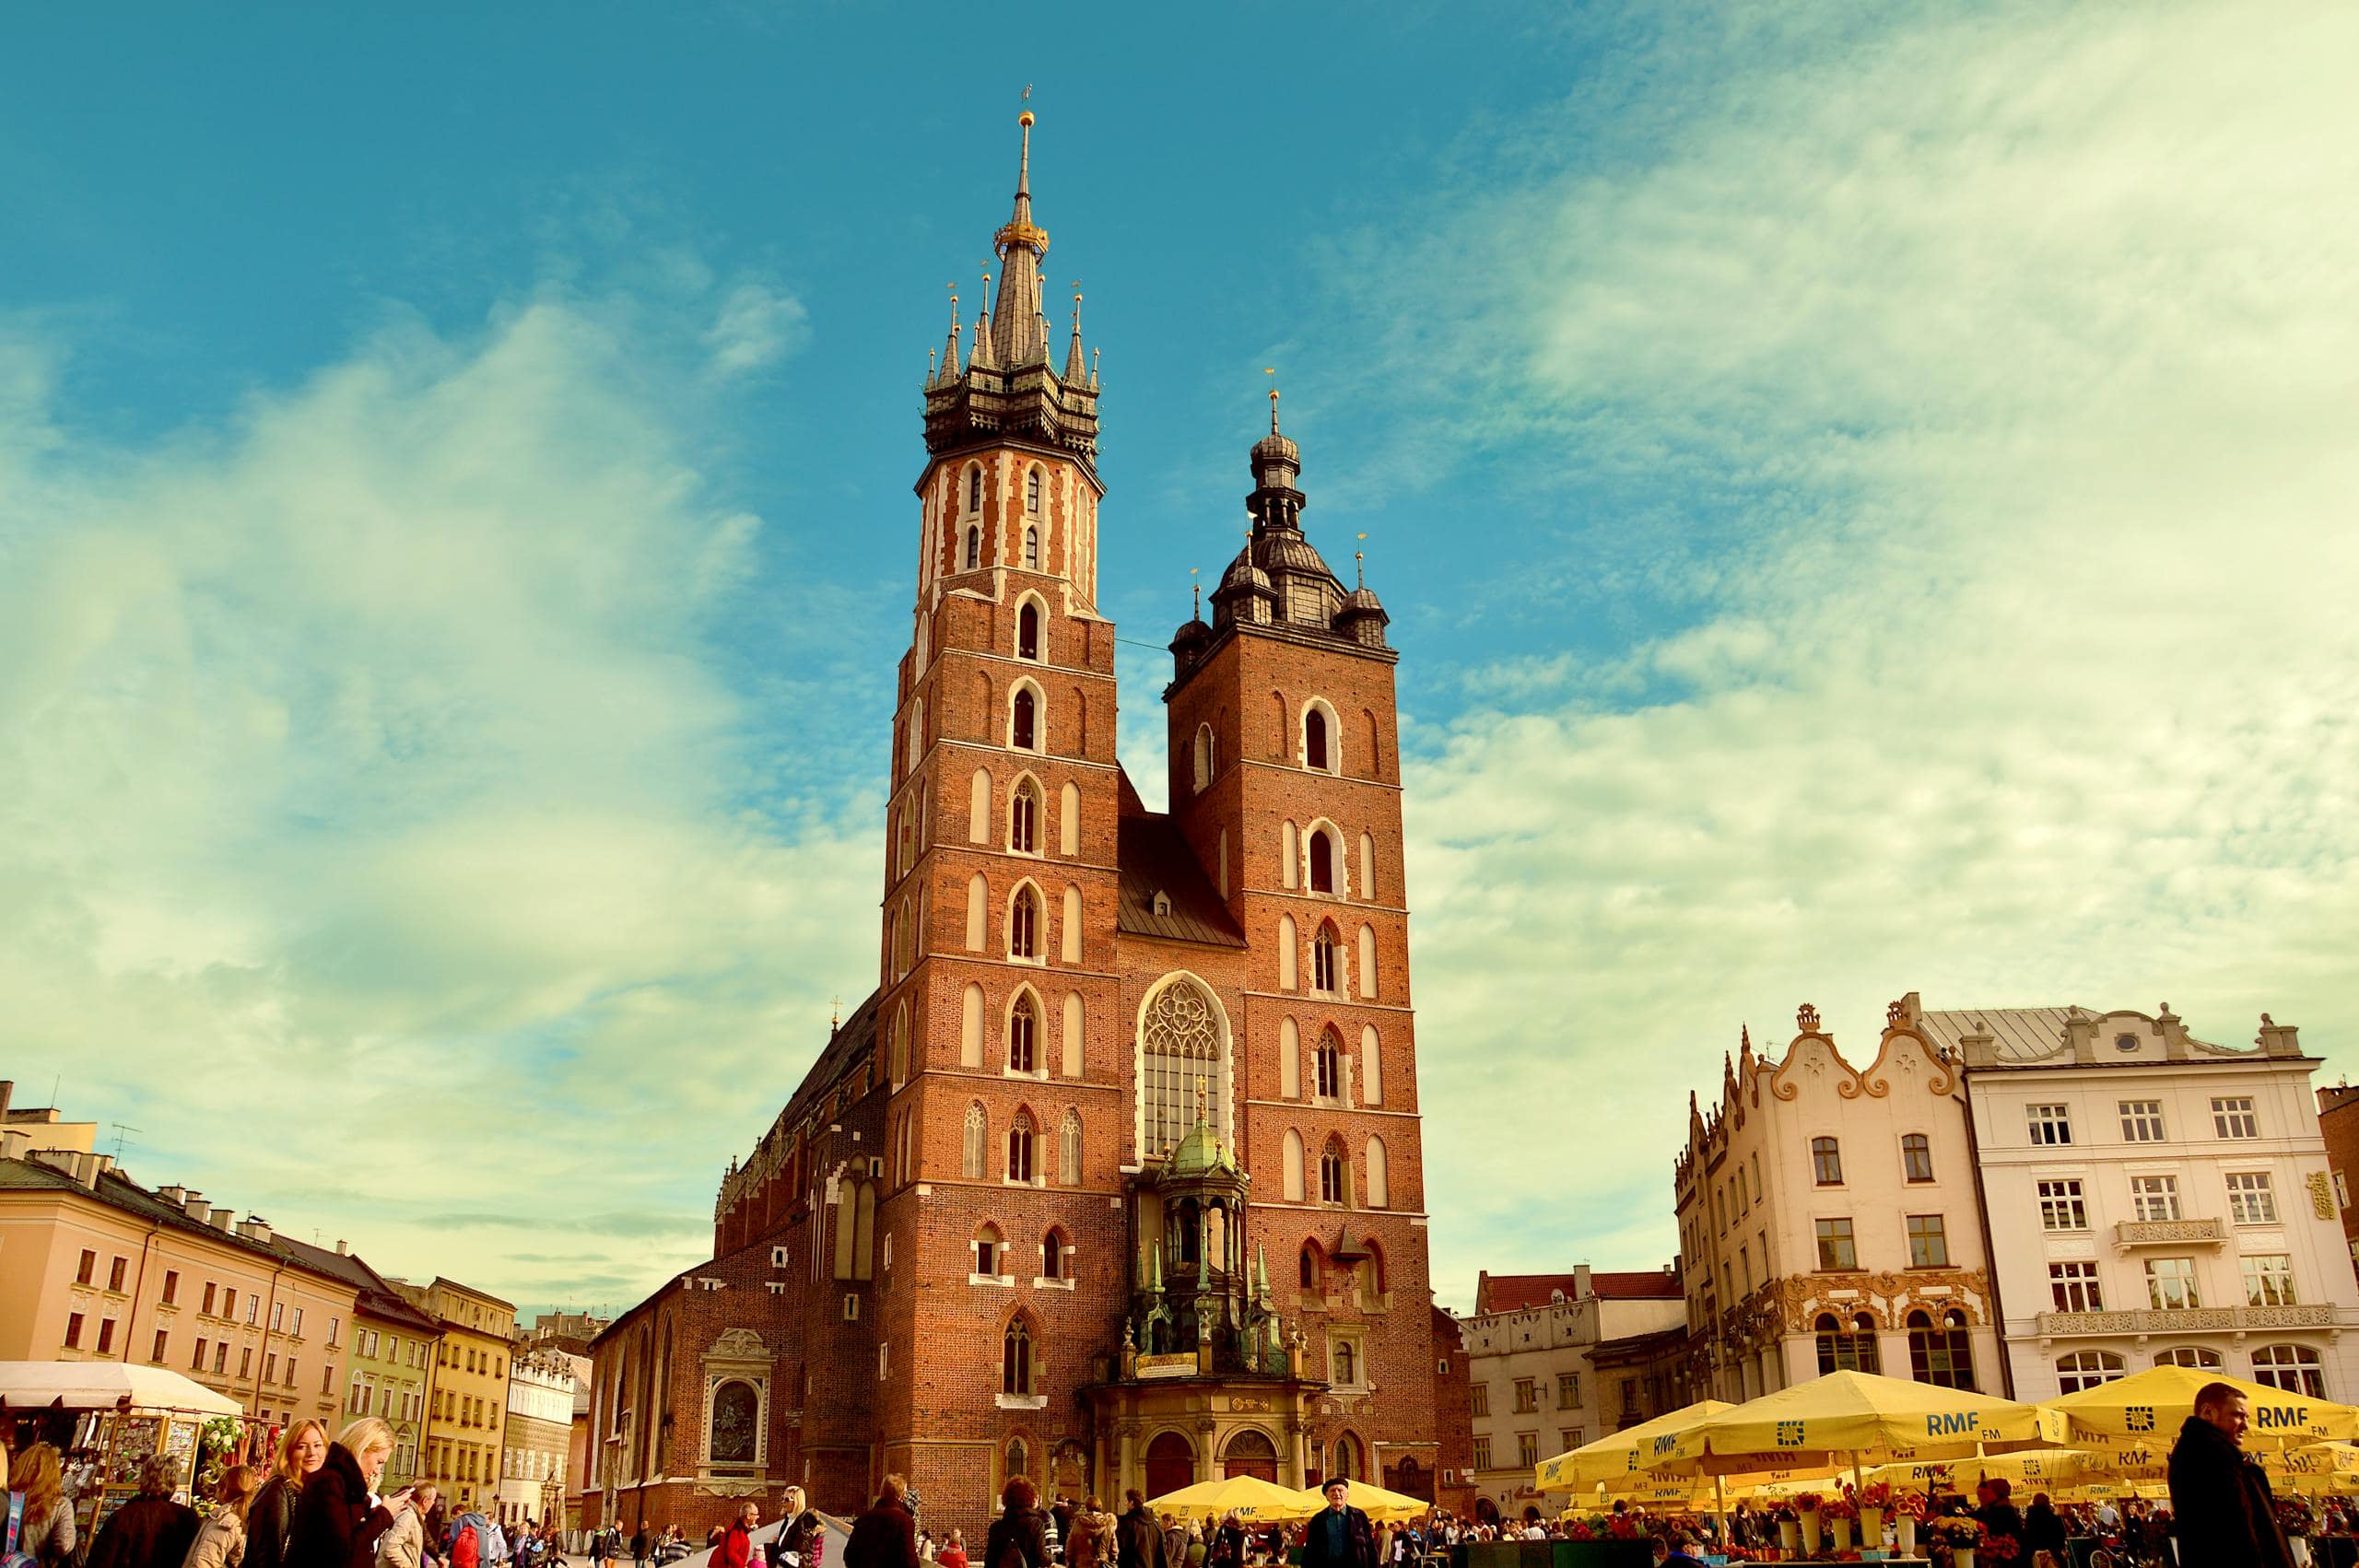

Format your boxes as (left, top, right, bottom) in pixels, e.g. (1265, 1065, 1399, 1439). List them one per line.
(452, 1528, 483, 1568)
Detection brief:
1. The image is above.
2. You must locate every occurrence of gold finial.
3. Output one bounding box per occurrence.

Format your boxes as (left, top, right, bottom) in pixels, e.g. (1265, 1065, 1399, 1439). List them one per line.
(830, 995, 842, 1031)
(947, 282, 959, 327)
(1264, 367, 1280, 432)
(1191, 565, 1200, 619)
(1356, 532, 1367, 589)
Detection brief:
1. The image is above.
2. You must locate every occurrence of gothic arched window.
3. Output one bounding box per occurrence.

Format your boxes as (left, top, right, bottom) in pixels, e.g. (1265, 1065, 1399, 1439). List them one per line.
(1007, 993, 1039, 1074)
(1017, 602, 1041, 661)
(1314, 1032, 1342, 1100)
(1309, 830, 1335, 894)
(966, 524, 980, 570)
(962, 1103, 987, 1179)
(1008, 1109, 1036, 1184)
(1191, 724, 1215, 792)
(1010, 778, 1039, 855)
(1059, 1109, 1081, 1187)
(968, 466, 982, 512)
(1023, 525, 1039, 569)
(1311, 923, 1341, 993)
(1041, 1228, 1066, 1279)
(1319, 1140, 1347, 1205)
(1140, 978, 1222, 1159)
(1026, 468, 1042, 516)
(1299, 1244, 1320, 1291)
(1306, 706, 1331, 771)
(1012, 686, 1039, 752)
(1009, 885, 1039, 960)
(1003, 1317, 1034, 1395)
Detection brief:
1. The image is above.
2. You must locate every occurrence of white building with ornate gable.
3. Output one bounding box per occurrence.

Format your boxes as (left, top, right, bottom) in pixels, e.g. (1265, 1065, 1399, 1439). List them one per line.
(1674, 1000, 2004, 1404)
(1933, 1002, 2359, 1401)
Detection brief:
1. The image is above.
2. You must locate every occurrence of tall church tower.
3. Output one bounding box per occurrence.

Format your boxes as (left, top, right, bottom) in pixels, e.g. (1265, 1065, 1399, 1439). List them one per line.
(869, 111, 1133, 1507)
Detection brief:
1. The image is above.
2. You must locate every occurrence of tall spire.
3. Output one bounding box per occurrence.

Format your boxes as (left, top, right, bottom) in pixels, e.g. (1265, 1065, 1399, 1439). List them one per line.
(1063, 282, 1086, 381)
(991, 111, 1051, 366)
(969, 268, 997, 369)
(934, 287, 963, 388)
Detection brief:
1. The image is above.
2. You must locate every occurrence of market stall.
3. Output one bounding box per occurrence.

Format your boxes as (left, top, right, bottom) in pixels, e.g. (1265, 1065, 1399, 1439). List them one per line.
(0, 1361, 245, 1532)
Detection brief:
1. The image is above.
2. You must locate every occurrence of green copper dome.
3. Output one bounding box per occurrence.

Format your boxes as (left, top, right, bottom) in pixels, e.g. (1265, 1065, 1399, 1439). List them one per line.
(1165, 1117, 1239, 1178)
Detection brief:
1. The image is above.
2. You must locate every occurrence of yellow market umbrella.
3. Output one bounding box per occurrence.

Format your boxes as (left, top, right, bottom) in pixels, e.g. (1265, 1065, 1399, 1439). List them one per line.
(1537, 1401, 1735, 1492)
(2046, 1367, 2359, 1450)
(1147, 1475, 1318, 1522)
(1946, 1447, 2146, 1490)
(1285, 1479, 1430, 1523)
(1661, 1372, 2065, 1475)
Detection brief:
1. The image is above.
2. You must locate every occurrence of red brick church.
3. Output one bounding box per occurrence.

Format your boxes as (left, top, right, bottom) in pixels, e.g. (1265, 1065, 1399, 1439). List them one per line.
(582, 112, 1447, 1541)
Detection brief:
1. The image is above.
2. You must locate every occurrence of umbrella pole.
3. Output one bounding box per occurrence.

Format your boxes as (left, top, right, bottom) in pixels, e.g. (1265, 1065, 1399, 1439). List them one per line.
(1713, 1475, 1726, 1556)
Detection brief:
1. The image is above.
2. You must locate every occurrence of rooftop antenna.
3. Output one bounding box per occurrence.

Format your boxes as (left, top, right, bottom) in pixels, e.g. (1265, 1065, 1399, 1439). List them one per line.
(1191, 566, 1200, 619)
(830, 995, 842, 1031)
(1264, 367, 1279, 431)
(1356, 532, 1367, 589)
(108, 1122, 141, 1162)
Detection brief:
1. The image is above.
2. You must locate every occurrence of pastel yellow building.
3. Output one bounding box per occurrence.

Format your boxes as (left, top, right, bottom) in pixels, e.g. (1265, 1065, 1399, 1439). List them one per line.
(399, 1277, 517, 1513)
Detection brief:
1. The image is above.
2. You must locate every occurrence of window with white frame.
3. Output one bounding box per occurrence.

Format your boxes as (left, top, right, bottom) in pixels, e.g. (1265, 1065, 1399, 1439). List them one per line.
(2028, 1104, 2073, 1145)
(1906, 1213, 1951, 1268)
(2038, 1178, 2088, 1231)
(2145, 1257, 2200, 1310)
(2254, 1344, 2326, 1398)
(2049, 1261, 2103, 1313)
(2057, 1351, 2124, 1392)
(2131, 1175, 2182, 1222)
(2119, 1100, 2167, 1142)
(2156, 1346, 2222, 1369)
(2226, 1172, 2278, 1224)
(2213, 1096, 2260, 1139)
(2242, 1254, 2297, 1306)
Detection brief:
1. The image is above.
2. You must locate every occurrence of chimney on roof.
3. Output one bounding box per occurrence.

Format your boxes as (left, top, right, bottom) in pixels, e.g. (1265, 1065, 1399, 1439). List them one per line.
(237, 1215, 274, 1245)
(183, 1194, 210, 1224)
(335, 1239, 348, 1256)
(159, 1184, 188, 1205)
(1, 1128, 28, 1162)
(212, 1209, 234, 1233)
(1574, 1263, 1592, 1300)
(0, 1080, 12, 1120)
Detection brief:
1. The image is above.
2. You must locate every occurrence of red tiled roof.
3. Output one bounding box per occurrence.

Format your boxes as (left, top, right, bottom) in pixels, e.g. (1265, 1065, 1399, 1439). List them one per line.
(1476, 1270, 1682, 1312)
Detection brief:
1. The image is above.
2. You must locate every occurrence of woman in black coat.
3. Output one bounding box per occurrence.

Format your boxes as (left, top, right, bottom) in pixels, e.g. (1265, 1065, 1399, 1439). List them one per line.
(984, 1478, 1050, 1568)
(284, 1419, 412, 1568)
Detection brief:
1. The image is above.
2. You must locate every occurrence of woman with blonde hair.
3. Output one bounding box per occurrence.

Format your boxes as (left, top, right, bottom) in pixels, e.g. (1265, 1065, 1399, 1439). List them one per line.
(11, 1442, 78, 1568)
(248, 1421, 330, 1568)
(182, 1465, 263, 1568)
(284, 1419, 409, 1568)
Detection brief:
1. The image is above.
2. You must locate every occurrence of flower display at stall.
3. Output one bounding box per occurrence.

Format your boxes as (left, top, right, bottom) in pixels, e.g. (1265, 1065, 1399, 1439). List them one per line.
(1930, 1517, 1986, 1547)
(1794, 1492, 1825, 1515)
(1983, 1535, 2021, 1562)
(1857, 1482, 1895, 1511)
(1891, 1492, 1931, 1521)
(1821, 1496, 1858, 1522)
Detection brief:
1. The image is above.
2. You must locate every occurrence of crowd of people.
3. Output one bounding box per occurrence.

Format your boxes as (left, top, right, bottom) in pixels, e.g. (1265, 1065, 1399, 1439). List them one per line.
(3, 1419, 570, 1568)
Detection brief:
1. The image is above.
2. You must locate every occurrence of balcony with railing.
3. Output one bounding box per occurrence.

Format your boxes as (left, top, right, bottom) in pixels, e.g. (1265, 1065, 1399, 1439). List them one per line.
(2036, 1303, 2334, 1337)
(2113, 1217, 2226, 1249)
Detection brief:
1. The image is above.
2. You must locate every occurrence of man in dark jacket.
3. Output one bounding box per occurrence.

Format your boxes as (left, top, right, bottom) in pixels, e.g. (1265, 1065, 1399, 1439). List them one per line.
(1299, 1482, 1375, 1568)
(1114, 1492, 1165, 1568)
(2168, 1382, 2298, 1568)
(87, 1454, 202, 1568)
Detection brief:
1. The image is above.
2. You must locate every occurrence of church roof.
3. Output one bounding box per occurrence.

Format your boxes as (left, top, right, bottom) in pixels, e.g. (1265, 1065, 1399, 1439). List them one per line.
(1474, 1270, 1684, 1313)
(779, 987, 883, 1128)
(1114, 778, 1245, 949)
(1165, 1118, 1241, 1179)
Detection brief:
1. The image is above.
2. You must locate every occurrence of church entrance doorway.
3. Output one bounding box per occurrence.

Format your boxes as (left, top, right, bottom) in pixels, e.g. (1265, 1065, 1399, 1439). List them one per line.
(1221, 1429, 1279, 1482)
(1144, 1432, 1196, 1500)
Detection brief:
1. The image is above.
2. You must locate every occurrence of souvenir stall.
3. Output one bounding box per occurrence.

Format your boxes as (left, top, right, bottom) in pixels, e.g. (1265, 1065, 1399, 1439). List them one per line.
(0, 1362, 246, 1531)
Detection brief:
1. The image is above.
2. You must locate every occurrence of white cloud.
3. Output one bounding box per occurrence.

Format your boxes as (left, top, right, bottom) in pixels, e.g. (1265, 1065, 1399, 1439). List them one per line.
(0, 295, 871, 1309)
(1364, 2, 2359, 1305)
(703, 279, 809, 378)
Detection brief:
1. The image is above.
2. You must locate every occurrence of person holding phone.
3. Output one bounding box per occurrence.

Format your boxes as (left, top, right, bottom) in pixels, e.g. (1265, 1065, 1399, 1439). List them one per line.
(284, 1419, 406, 1568)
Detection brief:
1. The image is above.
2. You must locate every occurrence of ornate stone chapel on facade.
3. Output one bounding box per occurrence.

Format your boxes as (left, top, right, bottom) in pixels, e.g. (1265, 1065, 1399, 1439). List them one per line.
(581, 113, 1453, 1539)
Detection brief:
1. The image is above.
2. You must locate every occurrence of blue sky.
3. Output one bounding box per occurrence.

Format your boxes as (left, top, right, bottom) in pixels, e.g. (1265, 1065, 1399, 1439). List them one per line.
(5, 2, 2354, 1317)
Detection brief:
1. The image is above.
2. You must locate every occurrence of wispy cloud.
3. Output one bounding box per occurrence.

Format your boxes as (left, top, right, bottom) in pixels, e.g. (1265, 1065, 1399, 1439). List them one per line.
(1348, 1, 2359, 1304)
(0, 286, 869, 1310)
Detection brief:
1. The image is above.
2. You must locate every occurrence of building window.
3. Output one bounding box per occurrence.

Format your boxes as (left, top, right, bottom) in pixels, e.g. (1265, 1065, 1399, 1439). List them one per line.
(2119, 1100, 2167, 1142)
(975, 1225, 1002, 1277)
(201, 1282, 217, 1315)
(1301, 1246, 1321, 1293)
(1469, 1381, 1488, 1418)
(1041, 1230, 1065, 1280)
(966, 525, 980, 569)
(1011, 686, 1039, 752)
(1512, 1378, 1537, 1413)
(1319, 1141, 1347, 1205)
(1017, 602, 1042, 661)
(1002, 1319, 1033, 1396)
(150, 1329, 168, 1363)
(65, 1313, 85, 1350)
(2037, 1178, 2088, 1232)
(1898, 1133, 1934, 1183)
(1814, 1217, 1858, 1270)
(1907, 1309, 1977, 1390)
(1557, 1372, 1579, 1410)
(2146, 1257, 2201, 1310)
(1009, 778, 1039, 854)
(1813, 1312, 1879, 1375)
(1022, 525, 1039, 568)
(2027, 1104, 2073, 1145)
(1139, 977, 1222, 1160)
(1311, 925, 1340, 993)
(1008, 884, 1039, 959)
(1007, 1110, 1036, 1184)
(2213, 1096, 2260, 1139)
(2057, 1351, 2124, 1393)
(1305, 707, 1331, 772)
(76, 1250, 95, 1286)
(2253, 1345, 2326, 1398)
(2242, 1254, 2297, 1307)
(1007, 993, 1038, 1074)
(1025, 468, 1041, 515)
(161, 1270, 179, 1305)
(193, 1337, 208, 1371)
(1811, 1138, 1843, 1186)
(1059, 1111, 1081, 1188)
(2131, 1175, 2182, 1222)
(109, 1257, 128, 1293)
(1516, 1433, 1538, 1469)
(1907, 1214, 1951, 1268)
(1315, 1035, 1341, 1100)
(2338, 1172, 2351, 1211)
(2049, 1261, 2104, 1313)
(2156, 1346, 2222, 1370)
(1309, 830, 1334, 894)
(968, 467, 982, 512)
(1471, 1437, 1491, 1471)
(2227, 1172, 2279, 1225)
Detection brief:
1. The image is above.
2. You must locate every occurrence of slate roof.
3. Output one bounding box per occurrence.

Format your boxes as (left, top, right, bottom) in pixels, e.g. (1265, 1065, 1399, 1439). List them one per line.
(276, 1235, 441, 1334)
(1113, 768, 1244, 949)
(780, 987, 884, 1129)
(1916, 1006, 2082, 1064)
(0, 1158, 360, 1291)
